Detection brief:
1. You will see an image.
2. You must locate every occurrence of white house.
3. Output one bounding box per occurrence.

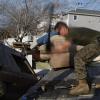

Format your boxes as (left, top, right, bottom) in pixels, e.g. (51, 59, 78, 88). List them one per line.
(62, 9, 100, 32)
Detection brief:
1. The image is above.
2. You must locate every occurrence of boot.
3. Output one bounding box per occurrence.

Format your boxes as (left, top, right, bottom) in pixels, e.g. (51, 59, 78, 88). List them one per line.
(69, 79, 89, 96)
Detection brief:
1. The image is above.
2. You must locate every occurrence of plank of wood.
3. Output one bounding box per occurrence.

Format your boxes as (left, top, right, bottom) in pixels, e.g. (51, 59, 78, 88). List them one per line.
(13, 42, 30, 48)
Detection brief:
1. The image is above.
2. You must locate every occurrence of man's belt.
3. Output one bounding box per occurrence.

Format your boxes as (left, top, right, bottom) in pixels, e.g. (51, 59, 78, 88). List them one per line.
(53, 66, 72, 71)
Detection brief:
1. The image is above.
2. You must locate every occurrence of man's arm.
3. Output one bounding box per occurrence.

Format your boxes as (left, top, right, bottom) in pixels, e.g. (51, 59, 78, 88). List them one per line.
(40, 53, 50, 61)
(76, 45, 84, 51)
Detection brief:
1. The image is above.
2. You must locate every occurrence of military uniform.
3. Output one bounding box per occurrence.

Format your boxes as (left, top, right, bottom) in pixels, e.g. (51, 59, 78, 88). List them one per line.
(74, 41, 100, 80)
(69, 38, 100, 95)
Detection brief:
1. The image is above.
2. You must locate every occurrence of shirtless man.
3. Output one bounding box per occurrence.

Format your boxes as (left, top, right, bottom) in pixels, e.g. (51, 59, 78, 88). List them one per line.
(21, 35, 83, 100)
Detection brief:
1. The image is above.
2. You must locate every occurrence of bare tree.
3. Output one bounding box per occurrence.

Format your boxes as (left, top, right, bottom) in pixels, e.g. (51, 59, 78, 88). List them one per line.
(0, 0, 50, 40)
(0, 0, 62, 41)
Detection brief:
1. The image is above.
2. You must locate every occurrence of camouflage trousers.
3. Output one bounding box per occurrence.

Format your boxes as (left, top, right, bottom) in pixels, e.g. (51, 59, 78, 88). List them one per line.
(74, 43, 100, 80)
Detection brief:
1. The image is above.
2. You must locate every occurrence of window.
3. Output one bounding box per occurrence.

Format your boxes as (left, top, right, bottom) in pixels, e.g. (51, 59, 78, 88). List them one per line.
(74, 15, 77, 20)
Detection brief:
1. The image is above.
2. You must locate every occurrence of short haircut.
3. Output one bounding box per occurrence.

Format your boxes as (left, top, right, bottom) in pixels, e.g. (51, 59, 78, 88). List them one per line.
(54, 21, 69, 31)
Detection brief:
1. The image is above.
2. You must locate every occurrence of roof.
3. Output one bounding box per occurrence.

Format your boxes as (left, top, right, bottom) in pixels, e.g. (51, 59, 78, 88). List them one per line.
(67, 9, 100, 17)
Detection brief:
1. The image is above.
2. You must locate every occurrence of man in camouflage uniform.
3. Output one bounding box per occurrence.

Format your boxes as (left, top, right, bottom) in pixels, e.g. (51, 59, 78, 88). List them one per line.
(69, 37, 100, 95)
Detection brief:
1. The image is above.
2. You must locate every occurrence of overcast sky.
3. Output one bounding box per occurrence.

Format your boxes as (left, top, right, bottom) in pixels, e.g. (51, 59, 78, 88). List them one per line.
(0, 0, 100, 28)
(0, 0, 100, 11)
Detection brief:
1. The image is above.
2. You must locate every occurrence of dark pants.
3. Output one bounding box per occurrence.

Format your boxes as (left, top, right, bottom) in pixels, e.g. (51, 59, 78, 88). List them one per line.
(24, 68, 73, 98)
